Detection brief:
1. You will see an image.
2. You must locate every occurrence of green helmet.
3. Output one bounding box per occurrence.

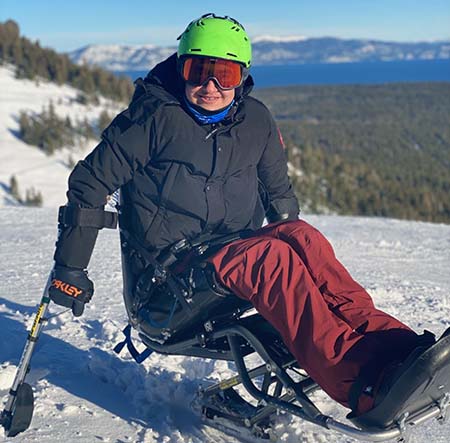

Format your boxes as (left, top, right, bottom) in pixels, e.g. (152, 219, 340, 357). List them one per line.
(177, 13, 252, 68)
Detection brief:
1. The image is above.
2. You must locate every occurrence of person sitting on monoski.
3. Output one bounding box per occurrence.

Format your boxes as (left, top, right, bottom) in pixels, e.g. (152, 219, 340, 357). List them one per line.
(47, 13, 450, 426)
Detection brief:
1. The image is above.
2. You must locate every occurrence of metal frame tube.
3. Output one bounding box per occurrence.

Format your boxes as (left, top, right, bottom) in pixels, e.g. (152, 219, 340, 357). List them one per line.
(141, 316, 450, 442)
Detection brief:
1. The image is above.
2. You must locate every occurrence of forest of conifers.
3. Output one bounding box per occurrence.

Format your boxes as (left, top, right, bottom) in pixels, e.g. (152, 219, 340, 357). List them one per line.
(255, 83, 450, 222)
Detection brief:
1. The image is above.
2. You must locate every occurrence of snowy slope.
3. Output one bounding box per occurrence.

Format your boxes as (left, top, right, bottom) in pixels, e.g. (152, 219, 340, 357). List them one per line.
(1, 208, 449, 443)
(0, 65, 123, 208)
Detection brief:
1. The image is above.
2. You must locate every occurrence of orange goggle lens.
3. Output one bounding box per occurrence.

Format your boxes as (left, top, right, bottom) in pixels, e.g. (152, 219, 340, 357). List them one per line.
(182, 57, 243, 90)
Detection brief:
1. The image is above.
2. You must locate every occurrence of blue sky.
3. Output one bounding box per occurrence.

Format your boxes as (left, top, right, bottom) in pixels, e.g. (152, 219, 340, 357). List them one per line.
(1, 0, 449, 52)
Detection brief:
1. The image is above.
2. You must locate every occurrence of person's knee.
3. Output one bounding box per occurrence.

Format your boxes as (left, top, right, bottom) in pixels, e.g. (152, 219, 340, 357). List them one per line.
(289, 219, 321, 235)
(276, 220, 328, 244)
(245, 237, 297, 266)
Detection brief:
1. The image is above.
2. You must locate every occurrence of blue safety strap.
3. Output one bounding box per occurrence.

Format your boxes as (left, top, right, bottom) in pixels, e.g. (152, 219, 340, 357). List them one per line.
(113, 324, 153, 364)
(146, 297, 179, 329)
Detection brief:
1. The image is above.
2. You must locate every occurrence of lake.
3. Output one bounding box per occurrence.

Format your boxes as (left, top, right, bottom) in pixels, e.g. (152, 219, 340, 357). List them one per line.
(120, 59, 450, 88)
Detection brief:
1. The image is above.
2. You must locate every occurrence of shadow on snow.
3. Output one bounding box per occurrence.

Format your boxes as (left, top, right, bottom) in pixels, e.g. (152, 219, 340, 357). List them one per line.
(0, 297, 204, 437)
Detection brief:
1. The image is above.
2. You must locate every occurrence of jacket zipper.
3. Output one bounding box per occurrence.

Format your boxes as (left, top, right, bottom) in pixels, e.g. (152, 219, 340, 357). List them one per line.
(205, 125, 219, 140)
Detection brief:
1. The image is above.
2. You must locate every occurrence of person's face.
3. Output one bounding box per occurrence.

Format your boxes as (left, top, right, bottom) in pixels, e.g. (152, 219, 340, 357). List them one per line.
(185, 80, 235, 111)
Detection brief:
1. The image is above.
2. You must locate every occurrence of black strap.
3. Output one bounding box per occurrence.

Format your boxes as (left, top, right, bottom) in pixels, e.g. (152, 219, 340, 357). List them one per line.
(121, 230, 193, 313)
(348, 361, 382, 412)
(113, 324, 153, 364)
(58, 205, 118, 229)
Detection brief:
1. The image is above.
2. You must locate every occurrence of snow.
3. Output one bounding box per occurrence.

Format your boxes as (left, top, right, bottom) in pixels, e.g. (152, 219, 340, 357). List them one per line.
(0, 65, 123, 208)
(1, 208, 449, 443)
(252, 48, 300, 63)
(252, 35, 308, 43)
(68, 45, 176, 72)
(325, 56, 355, 63)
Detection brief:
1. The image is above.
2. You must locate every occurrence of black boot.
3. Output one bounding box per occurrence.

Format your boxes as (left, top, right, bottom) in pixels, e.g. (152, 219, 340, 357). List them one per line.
(348, 329, 450, 430)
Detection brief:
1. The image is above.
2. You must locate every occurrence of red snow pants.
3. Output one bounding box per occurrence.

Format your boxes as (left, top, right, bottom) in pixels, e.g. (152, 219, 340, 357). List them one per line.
(209, 220, 418, 412)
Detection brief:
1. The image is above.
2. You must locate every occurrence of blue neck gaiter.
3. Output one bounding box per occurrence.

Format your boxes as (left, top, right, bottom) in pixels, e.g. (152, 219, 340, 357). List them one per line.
(184, 97, 234, 124)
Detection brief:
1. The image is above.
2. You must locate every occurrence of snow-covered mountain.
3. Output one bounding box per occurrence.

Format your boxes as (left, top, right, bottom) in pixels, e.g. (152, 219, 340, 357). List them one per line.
(0, 65, 123, 207)
(69, 44, 176, 72)
(68, 37, 450, 71)
(1, 208, 449, 442)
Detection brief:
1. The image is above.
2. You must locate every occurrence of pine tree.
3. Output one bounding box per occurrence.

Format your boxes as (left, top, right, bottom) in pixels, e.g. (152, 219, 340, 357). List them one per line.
(24, 187, 43, 207)
(98, 110, 112, 134)
(9, 175, 21, 202)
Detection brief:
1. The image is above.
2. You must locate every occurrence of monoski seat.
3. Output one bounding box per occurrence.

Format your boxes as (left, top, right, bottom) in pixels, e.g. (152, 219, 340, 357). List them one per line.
(119, 230, 450, 441)
(135, 263, 295, 364)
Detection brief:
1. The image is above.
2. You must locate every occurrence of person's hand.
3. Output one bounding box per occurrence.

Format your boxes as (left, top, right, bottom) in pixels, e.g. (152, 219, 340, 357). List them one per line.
(48, 266, 94, 316)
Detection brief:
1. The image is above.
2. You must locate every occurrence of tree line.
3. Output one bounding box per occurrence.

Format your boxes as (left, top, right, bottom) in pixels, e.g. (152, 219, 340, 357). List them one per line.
(18, 102, 112, 155)
(9, 175, 43, 207)
(11, 108, 113, 206)
(0, 19, 133, 103)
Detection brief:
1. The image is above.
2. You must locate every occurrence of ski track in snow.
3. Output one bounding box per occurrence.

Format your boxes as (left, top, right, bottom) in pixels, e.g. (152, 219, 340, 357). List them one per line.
(0, 209, 449, 443)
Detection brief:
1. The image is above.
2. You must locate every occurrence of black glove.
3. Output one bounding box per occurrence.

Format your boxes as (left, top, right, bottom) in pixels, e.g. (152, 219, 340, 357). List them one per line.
(48, 266, 94, 317)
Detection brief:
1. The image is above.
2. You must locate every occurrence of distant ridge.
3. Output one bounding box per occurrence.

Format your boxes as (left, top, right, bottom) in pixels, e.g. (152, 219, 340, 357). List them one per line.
(69, 44, 175, 72)
(68, 37, 450, 71)
(251, 35, 308, 43)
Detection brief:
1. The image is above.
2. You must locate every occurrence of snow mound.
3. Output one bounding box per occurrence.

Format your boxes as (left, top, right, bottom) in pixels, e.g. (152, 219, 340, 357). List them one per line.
(0, 365, 16, 391)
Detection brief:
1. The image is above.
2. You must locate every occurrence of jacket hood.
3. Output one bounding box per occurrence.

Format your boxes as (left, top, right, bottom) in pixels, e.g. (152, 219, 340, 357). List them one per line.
(131, 53, 255, 105)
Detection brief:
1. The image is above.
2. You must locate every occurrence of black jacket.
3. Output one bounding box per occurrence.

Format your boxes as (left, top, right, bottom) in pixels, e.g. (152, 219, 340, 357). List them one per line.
(55, 54, 299, 269)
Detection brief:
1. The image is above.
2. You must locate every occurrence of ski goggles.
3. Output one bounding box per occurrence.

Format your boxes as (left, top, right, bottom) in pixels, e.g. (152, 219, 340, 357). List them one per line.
(181, 56, 244, 90)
